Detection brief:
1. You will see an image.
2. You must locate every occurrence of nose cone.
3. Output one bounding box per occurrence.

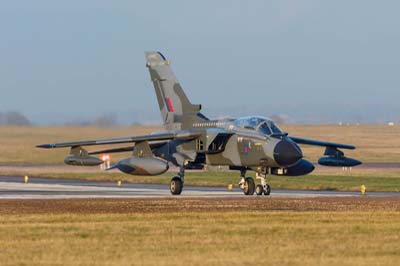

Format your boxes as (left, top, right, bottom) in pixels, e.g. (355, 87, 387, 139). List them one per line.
(274, 139, 303, 167)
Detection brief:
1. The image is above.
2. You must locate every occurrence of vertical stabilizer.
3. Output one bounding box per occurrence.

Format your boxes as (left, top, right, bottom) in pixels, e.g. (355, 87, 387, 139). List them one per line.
(145, 51, 208, 129)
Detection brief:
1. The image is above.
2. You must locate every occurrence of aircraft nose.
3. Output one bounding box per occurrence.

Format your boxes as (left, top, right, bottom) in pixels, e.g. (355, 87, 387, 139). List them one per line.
(273, 139, 303, 167)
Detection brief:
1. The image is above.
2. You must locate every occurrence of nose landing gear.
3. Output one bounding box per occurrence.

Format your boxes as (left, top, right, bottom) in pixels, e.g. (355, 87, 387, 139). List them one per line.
(238, 163, 272, 196)
(255, 171, 271, 196)
(239, 174, 270, 196)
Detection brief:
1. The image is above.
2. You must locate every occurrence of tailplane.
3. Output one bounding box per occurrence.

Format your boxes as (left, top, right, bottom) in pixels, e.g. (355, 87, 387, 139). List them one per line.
(145, 51, 208, 130)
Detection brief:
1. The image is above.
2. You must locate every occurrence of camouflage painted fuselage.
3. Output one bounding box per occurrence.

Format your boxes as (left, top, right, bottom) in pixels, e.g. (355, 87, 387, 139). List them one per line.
(151, 117, 303, 171)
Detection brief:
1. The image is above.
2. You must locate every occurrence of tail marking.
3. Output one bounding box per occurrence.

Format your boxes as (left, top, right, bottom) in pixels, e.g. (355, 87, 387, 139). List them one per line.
(165, 97, 174, 112)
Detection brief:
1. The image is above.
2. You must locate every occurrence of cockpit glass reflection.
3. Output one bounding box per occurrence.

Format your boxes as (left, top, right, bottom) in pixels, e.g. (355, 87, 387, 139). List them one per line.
(258, 122, 272, 135)
(234, 116, 284, 136)
(270, 122, 282, 134)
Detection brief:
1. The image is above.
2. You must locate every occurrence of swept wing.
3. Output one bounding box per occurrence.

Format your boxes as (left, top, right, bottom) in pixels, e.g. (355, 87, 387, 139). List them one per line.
(37, 131, 202, 149)
(289, 136, 355, 150)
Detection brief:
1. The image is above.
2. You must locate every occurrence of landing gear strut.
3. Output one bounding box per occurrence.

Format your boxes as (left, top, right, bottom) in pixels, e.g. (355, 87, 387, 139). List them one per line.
(170, 166, 185, 195)
(256, 171, 271, 196)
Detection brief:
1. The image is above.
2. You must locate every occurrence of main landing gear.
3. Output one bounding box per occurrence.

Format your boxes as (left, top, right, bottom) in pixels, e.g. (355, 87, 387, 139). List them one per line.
(238, 169, 271, 196)
(170, 166, 185, 195)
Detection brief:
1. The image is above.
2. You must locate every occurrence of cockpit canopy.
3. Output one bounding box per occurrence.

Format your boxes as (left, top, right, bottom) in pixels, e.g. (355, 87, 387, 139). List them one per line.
(234, 116, 284, 136)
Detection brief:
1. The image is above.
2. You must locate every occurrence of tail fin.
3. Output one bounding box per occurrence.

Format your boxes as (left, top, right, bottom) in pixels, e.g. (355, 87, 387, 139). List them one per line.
(145, 51, 208, 129)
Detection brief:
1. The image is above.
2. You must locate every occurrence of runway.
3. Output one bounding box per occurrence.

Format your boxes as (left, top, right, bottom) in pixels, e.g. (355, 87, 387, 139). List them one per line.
(1, 176, 400, 199)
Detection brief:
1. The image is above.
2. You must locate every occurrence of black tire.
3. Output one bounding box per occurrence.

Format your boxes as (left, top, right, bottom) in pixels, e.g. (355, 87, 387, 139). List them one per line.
(170, 177, 183, 195)
(256, 184, 264, 195)
(243, 177, 255, 195)
(264, 184, 271, 196)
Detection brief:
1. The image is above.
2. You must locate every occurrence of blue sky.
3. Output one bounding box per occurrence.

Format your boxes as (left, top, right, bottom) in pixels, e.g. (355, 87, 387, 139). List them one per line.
(1, 1, 399, 124)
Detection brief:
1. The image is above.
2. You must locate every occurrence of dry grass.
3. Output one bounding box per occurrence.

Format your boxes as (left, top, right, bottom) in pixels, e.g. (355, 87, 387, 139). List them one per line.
(1, 197, 399, 214)
(0, 125, 161, 164)
(0, 198, 399, 266)
(0, 124, 399, 164)
(281, 124, 400, 162)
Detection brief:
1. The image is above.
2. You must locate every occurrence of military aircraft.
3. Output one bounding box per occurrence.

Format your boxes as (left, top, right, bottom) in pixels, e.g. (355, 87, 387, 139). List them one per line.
(37, 51, 361, 195)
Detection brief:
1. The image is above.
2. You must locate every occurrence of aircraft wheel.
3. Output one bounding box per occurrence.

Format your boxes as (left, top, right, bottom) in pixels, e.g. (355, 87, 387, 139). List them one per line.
(243, 177, 255, 195)
(170, 177, 183, 195)
(256, 184, 264, 195)
(264, 184, 271, 196)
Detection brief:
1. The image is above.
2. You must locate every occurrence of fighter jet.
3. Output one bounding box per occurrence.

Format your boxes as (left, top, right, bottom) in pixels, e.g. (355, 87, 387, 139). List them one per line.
(37, 51, 361, 195)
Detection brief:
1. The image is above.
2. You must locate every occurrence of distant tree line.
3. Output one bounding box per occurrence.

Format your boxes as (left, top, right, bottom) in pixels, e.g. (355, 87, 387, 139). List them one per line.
(0, 111, 31, 126)
(64, 113, 119, 128)
(0, 112, 121, 127)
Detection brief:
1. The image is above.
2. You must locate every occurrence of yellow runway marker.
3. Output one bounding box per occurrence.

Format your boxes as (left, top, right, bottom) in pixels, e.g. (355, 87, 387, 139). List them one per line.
(24, 175, 29, 184)
(361, 184, 366, 195)
(117, 180, 122, 187)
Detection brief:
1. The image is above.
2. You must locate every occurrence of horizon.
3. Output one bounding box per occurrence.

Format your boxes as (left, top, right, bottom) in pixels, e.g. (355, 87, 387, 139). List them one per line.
(0, 110, 397, 127)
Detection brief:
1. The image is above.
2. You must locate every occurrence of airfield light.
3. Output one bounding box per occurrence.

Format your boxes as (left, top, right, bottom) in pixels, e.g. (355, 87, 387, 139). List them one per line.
(24, 175, 29, 184)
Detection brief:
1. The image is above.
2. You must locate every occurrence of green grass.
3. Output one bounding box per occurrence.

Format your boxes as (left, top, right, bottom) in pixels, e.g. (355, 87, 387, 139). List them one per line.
(1, 211, 399, 266)
(9, 170, 400, 192)
(0, 126, 159, 164)
(269, 174, 400, 191)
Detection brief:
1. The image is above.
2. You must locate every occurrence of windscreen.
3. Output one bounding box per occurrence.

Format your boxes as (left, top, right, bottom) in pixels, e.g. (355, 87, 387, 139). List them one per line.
(234, 116, 283, 135)
(270, 122, 283, 134)
(234, 116, 266, 130)
(258, 122, 272, 135)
